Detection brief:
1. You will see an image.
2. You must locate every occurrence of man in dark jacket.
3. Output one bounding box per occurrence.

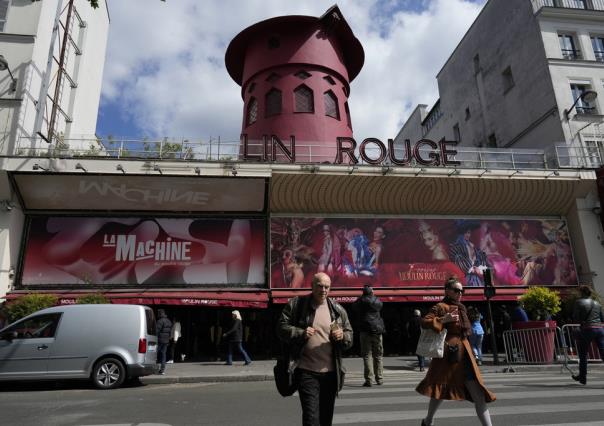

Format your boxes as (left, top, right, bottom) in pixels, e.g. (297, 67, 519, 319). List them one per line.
(353, 285, 385, 386)
(571, 285, 604, 385)
(277, 272, 353, 426)
(156, 309, 172, 375)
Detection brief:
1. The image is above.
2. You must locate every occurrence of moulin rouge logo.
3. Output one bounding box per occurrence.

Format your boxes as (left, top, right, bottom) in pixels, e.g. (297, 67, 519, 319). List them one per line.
(103, 234, 192, 263)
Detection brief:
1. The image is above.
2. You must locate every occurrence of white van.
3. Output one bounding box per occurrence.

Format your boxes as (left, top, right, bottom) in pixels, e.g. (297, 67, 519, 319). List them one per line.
(0, 304, 158, 389)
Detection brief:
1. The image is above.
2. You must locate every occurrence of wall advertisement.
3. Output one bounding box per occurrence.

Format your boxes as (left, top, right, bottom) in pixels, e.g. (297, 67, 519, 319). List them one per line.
(22, 217, 266, 286)
(270, 217, 576, 289)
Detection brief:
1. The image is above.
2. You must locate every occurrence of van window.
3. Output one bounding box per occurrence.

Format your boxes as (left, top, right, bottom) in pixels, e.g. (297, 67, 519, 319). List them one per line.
(145, 309, 156, 335)
(5, 313, 62, 339)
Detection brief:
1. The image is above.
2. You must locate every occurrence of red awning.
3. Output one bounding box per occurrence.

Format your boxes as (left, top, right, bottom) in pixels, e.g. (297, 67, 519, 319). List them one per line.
(6, 290, 270, 309)
(270, 287, 532, 304)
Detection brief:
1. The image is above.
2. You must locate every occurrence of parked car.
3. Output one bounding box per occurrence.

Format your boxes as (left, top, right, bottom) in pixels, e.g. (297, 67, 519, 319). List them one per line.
(0, 304, 158, 389)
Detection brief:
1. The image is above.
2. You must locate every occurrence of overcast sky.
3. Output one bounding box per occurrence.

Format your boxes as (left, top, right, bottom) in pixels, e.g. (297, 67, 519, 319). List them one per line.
(96, 0, 486, 143)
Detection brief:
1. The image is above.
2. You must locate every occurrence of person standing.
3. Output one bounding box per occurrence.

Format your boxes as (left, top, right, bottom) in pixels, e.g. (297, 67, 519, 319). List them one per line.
(223, 310, 252, 366)
(277, 272, 353, 426)
(353, 285, 385, 387)
(407, 309, 426, 372)
(168, 318, 182, 363)
(156, 309, 172, 375)
(468, 306, 484, 366)
(416, 277, 496, 426)
(571, 285, 604, 385)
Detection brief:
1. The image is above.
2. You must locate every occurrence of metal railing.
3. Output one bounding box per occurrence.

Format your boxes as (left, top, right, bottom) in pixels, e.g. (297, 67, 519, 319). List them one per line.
(560, 324, 604, 364)
(561, 48, 582, 60)
(502, 325, 568, 373)
(532, 0, 604, 12)
(11, 135, 604, 170)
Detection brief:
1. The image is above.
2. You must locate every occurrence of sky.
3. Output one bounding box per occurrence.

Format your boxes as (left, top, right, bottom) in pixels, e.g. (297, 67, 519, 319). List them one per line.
(96, 0, 487, 144)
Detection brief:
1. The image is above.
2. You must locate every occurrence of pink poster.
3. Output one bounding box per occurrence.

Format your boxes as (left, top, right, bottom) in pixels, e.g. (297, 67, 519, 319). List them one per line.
(270, 217, 577, 288)
(22, 217, 266, 286)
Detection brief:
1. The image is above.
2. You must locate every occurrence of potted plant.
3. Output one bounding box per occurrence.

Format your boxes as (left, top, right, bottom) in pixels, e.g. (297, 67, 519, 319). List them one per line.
(514, 287, 562, 363)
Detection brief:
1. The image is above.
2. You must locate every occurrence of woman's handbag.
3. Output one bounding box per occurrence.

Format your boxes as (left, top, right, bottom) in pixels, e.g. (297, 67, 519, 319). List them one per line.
(415, 327, 447, 358)
(273, 355, 297, 397)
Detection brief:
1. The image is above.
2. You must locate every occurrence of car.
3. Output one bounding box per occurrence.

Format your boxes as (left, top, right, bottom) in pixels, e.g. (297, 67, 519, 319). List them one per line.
(0, 304, 158, 389)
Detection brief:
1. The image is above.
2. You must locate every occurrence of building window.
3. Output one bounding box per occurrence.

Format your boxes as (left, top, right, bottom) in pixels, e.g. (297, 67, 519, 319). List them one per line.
(345, 102, 352, 129)
(324, 90, 339, 119)
(266, 73, 281, 83)
(453, 123, 461, 142)
(487, 133, 497, 148)
(422, 100, 443, 134)
(473, 54, 480, 74)
(583, 140, 603, 167)
(265, 88, 282, 117)
(247, 82, 256, 93)
(502, 66, 515, 93)
(0, 0, 9, 32)
(465, 107, 471, 121)
(323, 76, 336, 85)
(246, 97, 258, 126)
(591, 36, 604, 62)
(559, 34, 582, 60)
(294, 84, 314, 113)
(571, 83, 597, 114)
(295, 70, 311, 80)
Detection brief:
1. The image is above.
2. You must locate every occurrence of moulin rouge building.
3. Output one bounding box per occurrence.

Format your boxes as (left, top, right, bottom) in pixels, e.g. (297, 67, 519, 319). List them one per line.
(4, 6, 602, 359)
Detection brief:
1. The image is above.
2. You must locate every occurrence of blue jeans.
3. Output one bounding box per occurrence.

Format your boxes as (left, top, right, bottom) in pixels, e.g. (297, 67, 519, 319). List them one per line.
(576, 327, 604, 381)
(296, 369, 338, 426)
(227, 341, 251, 364)
(469, 333, 484, 361)
(158, 342, 168, 372)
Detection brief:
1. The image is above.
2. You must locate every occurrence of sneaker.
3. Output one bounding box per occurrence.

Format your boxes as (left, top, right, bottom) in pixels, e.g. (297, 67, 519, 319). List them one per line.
(158, 371, 165, 375)
(376, 380, 383, 385)
(419, 367, 425, 372)
(224, 362, 232, 366)
(244, 361, 252, 366)
(166, 360, 174, 364)
(477, 359, 482, 366)
(362, 381, 372, 387)
(572, 374, 586, 385)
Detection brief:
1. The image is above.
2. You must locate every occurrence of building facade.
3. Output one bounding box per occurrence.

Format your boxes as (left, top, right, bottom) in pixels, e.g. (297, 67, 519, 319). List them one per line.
(1, 4, 602, 360)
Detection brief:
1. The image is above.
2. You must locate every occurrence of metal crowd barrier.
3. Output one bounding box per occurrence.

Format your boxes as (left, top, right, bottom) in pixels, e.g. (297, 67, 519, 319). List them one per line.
(502, 325, 571, 373)
(560, 324, 604, 364)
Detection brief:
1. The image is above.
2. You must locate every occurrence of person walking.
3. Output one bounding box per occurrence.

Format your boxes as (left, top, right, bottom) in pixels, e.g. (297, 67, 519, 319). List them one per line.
(468, 306, 484, 366)
(571, 285, 604, 385)
(407, 309, 426, 372)
(277, 272, 353, 426)
(168, 318, 182, 363)
(416, 277, 496, 426)
(353, 285, 385, 386)
(156, 309, 172, 375)
(223, 310, 252, 366)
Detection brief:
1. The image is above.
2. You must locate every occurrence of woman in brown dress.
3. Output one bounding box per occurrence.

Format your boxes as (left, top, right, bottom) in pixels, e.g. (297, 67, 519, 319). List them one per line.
(416, 277, 496, 426)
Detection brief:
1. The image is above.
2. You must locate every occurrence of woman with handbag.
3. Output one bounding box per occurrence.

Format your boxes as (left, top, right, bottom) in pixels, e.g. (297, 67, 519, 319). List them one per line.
(416, 277, 496, 426)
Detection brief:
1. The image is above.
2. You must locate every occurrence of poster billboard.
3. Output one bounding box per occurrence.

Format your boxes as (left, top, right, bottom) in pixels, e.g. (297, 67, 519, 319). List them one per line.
(22, 217, 266, 286)
(270, 217, 577, 288)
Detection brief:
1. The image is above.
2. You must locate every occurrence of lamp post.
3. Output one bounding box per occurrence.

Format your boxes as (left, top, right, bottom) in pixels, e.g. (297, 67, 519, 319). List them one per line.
(483, 268, 499, 365)
(564, 90, 598, 120)
(0, 55, 18, 92)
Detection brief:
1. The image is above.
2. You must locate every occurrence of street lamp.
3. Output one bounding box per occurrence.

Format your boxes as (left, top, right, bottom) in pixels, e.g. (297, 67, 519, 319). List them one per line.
(0, 55, 17, 92)
(564, 90, 598, 120)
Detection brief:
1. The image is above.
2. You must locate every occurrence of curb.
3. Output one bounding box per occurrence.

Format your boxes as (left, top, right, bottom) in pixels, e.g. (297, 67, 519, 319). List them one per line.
(141, 374, 273, 385)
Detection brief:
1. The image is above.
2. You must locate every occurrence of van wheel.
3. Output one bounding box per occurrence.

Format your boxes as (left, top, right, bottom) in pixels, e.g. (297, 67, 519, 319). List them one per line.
(92, 357, 125, 390)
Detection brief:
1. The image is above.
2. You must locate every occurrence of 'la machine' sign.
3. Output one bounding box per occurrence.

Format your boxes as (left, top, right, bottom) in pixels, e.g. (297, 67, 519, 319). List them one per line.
(241, 134, 461, 166)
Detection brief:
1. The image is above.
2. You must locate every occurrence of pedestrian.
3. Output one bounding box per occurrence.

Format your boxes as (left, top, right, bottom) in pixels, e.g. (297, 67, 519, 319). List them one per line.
(468, 306, 484, 365)
(353, 284, 385, 387)
(223, 310, 252, 366)
(277, 272, 353, 426)
(571, 285, 604, 385)
(416, 277, 496, 426)
(156, 309, 172, 375)
(168, 318, 182, 364)
(407, 309, 426, 372)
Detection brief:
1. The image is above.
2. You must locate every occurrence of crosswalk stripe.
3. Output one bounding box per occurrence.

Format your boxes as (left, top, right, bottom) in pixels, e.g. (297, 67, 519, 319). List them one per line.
(518, 422, 604, 426)
(336, 388, 604, 406)
(333, 401, 604, 424)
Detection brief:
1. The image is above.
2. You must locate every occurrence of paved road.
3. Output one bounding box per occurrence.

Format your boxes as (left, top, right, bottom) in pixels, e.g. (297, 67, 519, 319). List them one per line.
(1, 371, 604, 425)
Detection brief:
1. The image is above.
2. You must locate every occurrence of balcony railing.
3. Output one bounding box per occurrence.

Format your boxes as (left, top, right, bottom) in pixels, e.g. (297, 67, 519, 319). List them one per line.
(594, 50, 604, 61)
(575, 105, 598, 114)
(10, 136, 604, 171)
(533, 0, 604, 12)
(561, 48, 582, 60)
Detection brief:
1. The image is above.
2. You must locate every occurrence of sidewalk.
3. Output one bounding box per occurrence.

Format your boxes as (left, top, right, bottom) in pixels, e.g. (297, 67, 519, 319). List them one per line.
(141, 355, 604, 385)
